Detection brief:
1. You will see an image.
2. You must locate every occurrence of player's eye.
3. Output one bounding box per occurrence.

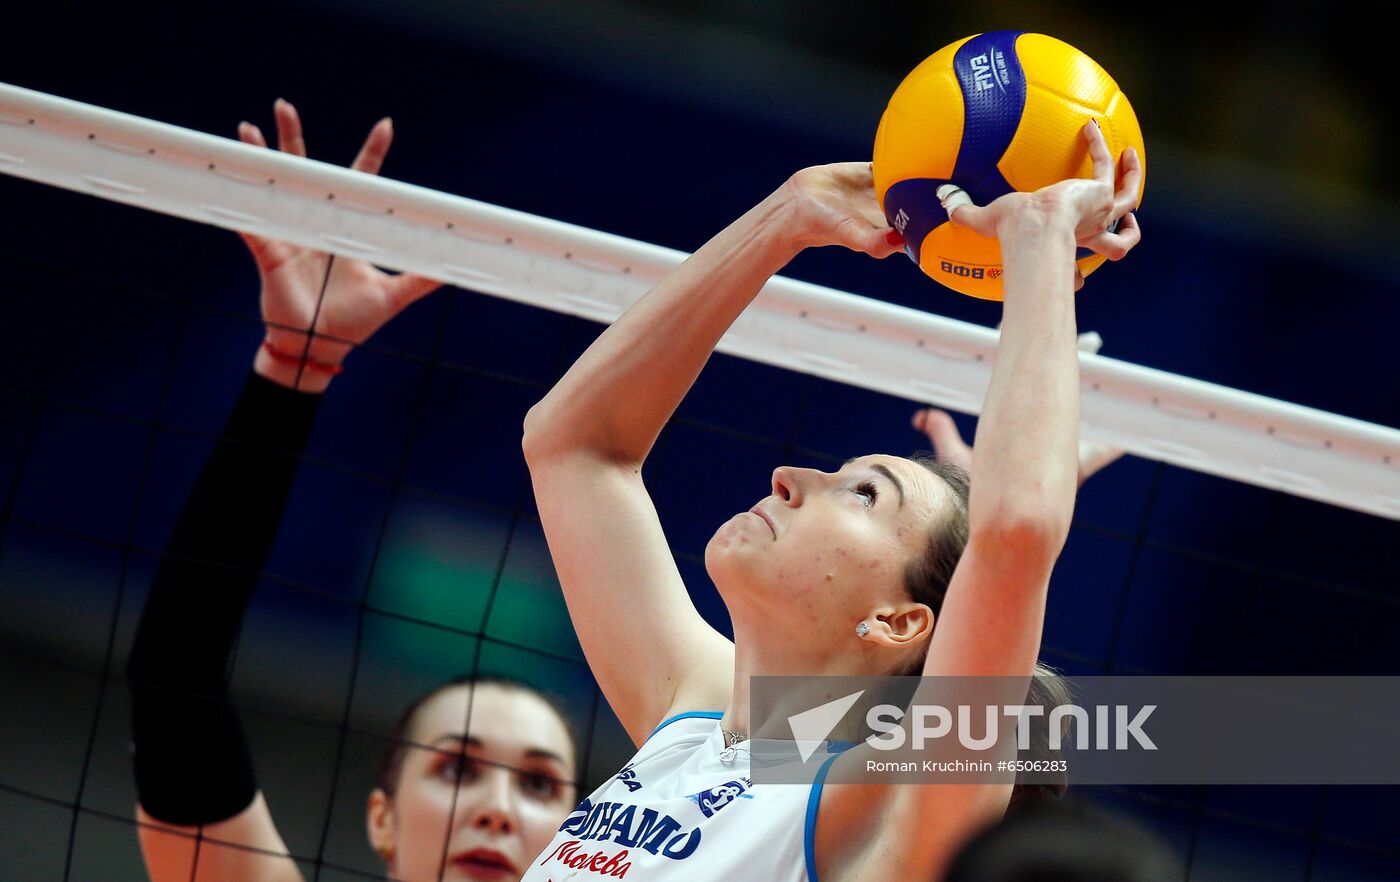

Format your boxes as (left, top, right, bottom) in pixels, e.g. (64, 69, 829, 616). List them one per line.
(433, 754, 478, 784)
(519, 770, 566, 800)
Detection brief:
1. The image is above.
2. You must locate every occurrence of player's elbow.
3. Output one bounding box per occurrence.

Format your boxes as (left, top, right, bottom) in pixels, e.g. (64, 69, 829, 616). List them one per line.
(969, 497, 1071, 565)
(524, 401, 639, 468)
(522, 401, 569, 466)
(522, 403, 547, 463)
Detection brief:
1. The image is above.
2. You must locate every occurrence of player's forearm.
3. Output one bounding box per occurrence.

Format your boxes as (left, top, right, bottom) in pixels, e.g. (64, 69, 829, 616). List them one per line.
(524, 187, 800, 466)
(128, 372, 319, 824)
(968, 209, 1080, 546)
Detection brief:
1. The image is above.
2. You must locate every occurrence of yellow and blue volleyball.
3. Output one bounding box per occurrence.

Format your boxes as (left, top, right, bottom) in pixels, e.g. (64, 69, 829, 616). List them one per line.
(873, 32, 1145, 300)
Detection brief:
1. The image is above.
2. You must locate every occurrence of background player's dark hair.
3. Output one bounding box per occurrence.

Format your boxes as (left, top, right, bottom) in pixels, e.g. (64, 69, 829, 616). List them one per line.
(375, 674, 581, 796)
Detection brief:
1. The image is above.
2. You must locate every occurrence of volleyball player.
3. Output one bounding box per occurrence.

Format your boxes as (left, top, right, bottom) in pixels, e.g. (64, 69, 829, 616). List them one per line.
(125, 100, 578, 882)
(521, 120, 1142, 881)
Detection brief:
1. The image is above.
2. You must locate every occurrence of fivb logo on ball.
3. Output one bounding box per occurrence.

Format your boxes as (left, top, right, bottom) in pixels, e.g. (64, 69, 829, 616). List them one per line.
(968, 49, 1012, 93)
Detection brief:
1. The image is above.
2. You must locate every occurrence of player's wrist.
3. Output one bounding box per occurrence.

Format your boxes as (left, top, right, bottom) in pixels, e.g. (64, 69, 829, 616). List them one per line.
(253, 336, 341, 393)
(758, 176, 818, 257)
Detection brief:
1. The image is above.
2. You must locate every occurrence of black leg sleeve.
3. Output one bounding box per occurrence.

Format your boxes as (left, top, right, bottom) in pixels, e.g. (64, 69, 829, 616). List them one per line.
(127, 371, 322, 826)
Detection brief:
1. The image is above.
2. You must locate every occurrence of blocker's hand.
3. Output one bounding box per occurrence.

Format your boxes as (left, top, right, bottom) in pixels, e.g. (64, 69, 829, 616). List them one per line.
(941, 120, 1143, 266)
(782, 161, 906, 259)
(237, 99, 442, 377)
(912, 329, 1126, 487)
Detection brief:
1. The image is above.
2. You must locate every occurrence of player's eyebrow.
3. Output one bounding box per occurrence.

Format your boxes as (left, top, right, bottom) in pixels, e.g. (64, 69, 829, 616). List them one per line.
(431, 734, 569, 765)
(842, 457, 906, 509)
(872, 464, 906, 509)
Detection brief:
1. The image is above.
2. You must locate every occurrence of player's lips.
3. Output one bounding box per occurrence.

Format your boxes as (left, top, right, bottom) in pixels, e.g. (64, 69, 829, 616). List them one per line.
(451, 848, 517, 880)
(749, 504, 776, 538)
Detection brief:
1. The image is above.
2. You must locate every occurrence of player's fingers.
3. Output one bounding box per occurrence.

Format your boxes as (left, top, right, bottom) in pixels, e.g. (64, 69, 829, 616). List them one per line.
(918, 408, 972, 460)
(1114, 146, 1143, 216)
(238, 121, 269, 149)
(938, 185, 993, 235)
(274, 98, 307, 157)
(1085, 120, 1115, 188)
(1082, 211, 1140, 261)
(866, 224, 905, 259)
(351, 118, 393, 175)
(1112, 211, 1141, 253)
(1076, 330, 1104, 354)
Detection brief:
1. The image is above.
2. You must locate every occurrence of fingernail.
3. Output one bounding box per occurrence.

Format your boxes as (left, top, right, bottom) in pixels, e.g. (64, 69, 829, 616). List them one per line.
(1089, 118, 1100, 129)
(382, 116, 393, 129)
(885, 230, 904, 247)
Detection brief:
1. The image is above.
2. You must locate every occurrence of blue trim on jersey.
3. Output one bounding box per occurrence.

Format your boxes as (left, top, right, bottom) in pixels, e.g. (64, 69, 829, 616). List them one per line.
(803, 749, 848, 882)
(646, 710, 724, 743)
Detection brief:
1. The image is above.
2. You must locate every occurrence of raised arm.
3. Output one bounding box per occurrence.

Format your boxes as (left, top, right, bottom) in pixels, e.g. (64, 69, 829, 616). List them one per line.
(127, 100, 440, 882)
(129, 370, 320, 882)
(523, 165, 903, 744)
(924, 122, 1141, 682)
(822, 123, 1143, 882)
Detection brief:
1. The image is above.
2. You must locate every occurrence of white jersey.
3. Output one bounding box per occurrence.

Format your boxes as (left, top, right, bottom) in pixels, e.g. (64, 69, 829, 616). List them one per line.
(521, 711, 846, 882)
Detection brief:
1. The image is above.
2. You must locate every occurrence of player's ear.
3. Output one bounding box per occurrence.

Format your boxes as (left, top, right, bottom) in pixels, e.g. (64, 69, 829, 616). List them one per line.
(367, 787, 397, 864)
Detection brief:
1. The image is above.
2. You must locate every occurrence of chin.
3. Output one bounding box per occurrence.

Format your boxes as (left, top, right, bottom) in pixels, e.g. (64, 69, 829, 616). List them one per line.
(705, 515, 752, 559)
(703, 535, 732, 581)
(706, 539, 769, 609)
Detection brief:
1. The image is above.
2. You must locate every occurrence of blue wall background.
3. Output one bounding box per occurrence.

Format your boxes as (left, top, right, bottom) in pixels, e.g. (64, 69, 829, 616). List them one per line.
(0, 1, 1396, 880)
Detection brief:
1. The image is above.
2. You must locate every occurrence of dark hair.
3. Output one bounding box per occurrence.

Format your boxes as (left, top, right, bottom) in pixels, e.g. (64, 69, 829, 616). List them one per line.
(943, 800, 1178, 882)
(374, 674, 580, 796)
(895, 451, 1071, 805)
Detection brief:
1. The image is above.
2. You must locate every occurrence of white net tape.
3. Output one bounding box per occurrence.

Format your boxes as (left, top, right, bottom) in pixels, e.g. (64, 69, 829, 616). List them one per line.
(2, 80, 1397, 519)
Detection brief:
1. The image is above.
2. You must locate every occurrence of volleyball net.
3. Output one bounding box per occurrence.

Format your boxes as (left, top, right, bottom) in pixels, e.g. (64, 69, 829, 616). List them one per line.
(1, 80, 1398, 881)
(3, 81, 1396, 520)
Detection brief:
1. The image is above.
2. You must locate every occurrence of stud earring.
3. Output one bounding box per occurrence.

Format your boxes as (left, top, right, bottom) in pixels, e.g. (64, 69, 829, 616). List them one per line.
(855, 621, 870, 638)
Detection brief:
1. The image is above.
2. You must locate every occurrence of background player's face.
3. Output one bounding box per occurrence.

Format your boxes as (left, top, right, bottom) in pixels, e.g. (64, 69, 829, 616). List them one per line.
(706, 454, 947, 646)
(369, 683, 577, 882)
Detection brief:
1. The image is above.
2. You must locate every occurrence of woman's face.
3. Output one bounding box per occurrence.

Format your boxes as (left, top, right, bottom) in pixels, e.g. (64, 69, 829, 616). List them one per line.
(368, 683, 577, 882)
(706, 454, 947, 633)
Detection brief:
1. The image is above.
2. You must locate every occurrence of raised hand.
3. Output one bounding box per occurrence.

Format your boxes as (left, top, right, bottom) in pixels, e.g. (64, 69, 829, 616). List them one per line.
(239, 99, 442, 390)
(912, 330, 1126, 487)
(781, 161, 906, 259)
(938, 120, 1143, 290)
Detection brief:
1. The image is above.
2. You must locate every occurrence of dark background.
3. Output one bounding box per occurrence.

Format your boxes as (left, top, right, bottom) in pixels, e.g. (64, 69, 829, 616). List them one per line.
(0, 0, 1397, 879)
